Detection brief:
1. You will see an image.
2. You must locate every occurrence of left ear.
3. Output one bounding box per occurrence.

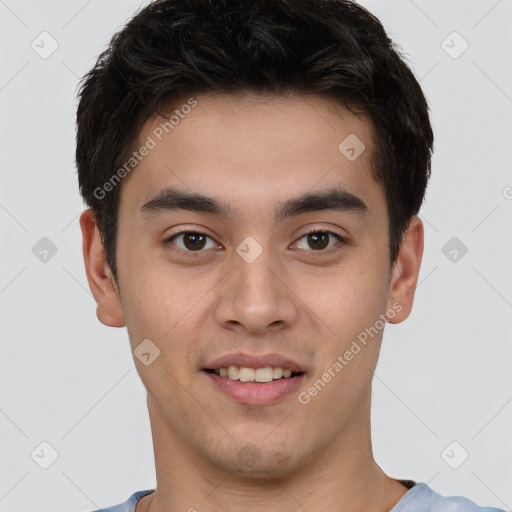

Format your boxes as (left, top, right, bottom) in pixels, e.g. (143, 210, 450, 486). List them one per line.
(386, 216, 424, 323)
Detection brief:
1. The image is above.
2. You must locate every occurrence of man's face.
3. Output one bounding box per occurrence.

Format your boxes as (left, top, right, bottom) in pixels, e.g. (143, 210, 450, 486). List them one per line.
(95, 92, 414, 476)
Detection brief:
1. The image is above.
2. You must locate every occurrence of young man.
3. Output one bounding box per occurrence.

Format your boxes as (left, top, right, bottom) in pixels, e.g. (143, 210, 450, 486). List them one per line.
(76, 1, 505, 511)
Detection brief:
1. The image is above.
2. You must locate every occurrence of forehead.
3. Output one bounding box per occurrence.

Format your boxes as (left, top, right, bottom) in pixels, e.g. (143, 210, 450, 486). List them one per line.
(119, 91, 384, 221)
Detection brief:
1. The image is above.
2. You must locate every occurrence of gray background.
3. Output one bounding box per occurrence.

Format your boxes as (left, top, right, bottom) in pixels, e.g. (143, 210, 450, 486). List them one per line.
(0, 1, 511, 511)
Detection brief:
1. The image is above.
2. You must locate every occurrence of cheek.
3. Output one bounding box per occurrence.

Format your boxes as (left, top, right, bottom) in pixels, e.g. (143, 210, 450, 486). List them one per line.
(118, 260, 212, 374)
(117, 233, 179, 335)
(299, 260, 388, 337)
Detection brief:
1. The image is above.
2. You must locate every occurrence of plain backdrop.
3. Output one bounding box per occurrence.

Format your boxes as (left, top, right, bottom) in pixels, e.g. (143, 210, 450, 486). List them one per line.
(1, 1, 511, 511)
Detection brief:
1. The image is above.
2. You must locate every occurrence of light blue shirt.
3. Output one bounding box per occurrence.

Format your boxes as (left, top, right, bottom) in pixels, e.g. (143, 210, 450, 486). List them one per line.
(89, 483, 507, 512)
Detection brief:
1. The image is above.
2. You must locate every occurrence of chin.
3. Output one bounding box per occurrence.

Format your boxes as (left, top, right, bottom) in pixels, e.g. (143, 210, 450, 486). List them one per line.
(209, 440, 299, 479)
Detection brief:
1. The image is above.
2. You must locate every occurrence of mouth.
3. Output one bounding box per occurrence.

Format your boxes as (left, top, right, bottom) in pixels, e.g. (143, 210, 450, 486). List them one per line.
(201, 353, 307, 405)
(203, 366, 305, 383)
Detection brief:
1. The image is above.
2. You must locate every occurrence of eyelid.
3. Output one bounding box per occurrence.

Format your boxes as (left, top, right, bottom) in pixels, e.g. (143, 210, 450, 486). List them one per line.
(292, 228, 348, 253)
(164, 230, 221, 257)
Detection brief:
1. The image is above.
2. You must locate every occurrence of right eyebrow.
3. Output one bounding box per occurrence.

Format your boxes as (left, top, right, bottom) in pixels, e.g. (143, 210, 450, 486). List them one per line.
(140, 186, 231, 219)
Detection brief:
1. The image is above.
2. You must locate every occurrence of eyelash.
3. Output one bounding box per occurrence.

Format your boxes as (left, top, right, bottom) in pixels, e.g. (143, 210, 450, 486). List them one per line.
(163, 228, 347, 258)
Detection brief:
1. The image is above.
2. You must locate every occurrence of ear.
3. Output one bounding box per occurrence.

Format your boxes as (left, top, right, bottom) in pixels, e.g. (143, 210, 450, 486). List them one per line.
(386, 216, 424, 324)
(79, 209, 126, 328)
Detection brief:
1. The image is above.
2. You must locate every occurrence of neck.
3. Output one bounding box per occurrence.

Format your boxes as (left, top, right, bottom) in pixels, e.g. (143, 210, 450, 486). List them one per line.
(137, 396, 409, 512)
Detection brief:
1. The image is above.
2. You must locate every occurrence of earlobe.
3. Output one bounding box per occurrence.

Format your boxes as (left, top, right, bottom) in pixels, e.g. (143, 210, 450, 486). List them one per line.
(79, 209, 126, 328)
(386, 216, 424, 324)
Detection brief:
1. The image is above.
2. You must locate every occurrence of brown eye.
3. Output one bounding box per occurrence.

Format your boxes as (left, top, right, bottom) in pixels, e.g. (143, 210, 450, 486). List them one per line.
(166, 231, 217, 253)
(307, 232, 329, 250)
(182, 232, 207, 250)
(295, 230, 345, 252)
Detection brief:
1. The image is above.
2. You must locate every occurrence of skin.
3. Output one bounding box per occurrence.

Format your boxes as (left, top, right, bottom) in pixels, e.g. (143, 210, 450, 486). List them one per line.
(80, 91, 424, 512)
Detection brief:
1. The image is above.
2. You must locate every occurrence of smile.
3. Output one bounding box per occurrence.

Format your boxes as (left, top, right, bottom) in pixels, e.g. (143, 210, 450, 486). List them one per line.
(205, 366, 302, 383)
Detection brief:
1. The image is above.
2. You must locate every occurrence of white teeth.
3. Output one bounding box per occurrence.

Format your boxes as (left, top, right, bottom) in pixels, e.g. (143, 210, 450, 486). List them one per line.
(227, 366, 239, 380)
(239, 367, 255, 382)
(273, 367, 283, 379)
(212, 366, 298, 382)
(255, 367, 273, 383)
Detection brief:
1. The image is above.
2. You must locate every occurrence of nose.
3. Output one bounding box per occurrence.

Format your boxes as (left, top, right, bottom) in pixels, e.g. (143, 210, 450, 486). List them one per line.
(213, 244, 299, 335)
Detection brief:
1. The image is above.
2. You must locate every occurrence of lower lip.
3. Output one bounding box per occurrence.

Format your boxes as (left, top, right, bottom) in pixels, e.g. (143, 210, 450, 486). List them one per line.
(202, 371, 306, 405)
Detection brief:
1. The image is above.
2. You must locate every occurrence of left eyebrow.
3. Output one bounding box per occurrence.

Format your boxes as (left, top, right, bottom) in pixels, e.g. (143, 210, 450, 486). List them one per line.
(139, 185, 368, 221)
(274, 186, 368, 222)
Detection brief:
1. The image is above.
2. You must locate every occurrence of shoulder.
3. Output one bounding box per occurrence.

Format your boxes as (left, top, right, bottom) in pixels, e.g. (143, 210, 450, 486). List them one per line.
(393, 483, 507, 512)
(87, 490, 155, 512)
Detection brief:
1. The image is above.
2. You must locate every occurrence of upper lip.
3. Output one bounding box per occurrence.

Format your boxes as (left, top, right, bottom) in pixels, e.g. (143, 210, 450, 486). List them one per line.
(203, 352, 305, 373)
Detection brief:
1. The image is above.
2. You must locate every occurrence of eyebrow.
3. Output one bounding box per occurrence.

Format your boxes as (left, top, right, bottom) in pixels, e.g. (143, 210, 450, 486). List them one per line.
(140, 185, 368, 222)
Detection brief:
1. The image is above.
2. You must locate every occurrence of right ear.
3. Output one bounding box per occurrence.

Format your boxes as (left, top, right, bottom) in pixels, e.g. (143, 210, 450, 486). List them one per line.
(79, 209, 126, 327)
